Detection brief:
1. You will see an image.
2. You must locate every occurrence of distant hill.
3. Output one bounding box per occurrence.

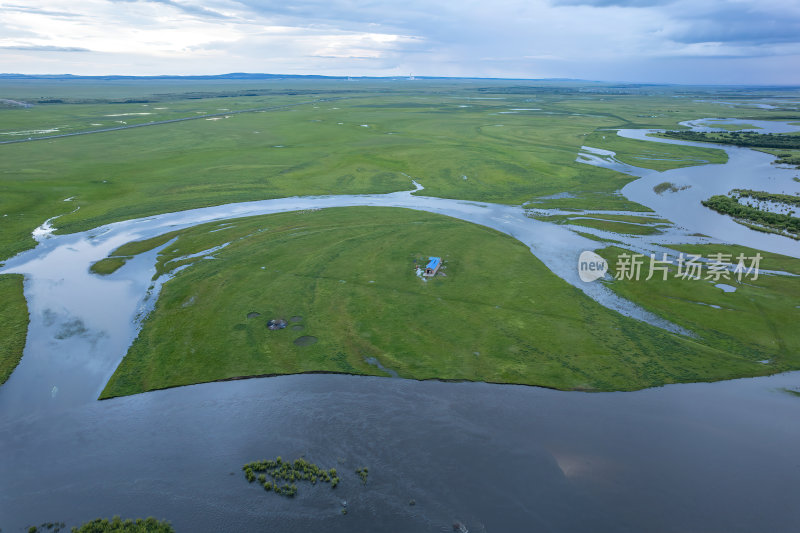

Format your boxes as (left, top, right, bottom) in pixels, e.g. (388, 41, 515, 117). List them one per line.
(0, 73, 419, 80)
(0, 73, 345, 80)
(1, 74, 797, 90)
(0, 72, 591, 82)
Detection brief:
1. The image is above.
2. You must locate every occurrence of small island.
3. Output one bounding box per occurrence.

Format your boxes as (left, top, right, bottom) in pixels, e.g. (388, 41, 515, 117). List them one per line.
(243, 457, 340, 497)
(702, 189, 800, 239)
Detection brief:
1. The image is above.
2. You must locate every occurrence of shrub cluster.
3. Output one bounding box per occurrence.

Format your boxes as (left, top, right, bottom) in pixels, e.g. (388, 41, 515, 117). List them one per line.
(68, 517, 174, 533)
(661, 130, 800, 150)
(243, 457, 340, 498)
(729, 189, 800, 208)
(26, 518, 173, 533)
(775, 153, 800, 168)
(355, 466, 369, 485)
(702, 194, 800, 236)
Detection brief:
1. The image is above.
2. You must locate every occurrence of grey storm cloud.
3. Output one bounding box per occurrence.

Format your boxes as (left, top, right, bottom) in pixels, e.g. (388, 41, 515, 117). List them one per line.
(550, 0, 800, 49)
(667, 8, 800, 46)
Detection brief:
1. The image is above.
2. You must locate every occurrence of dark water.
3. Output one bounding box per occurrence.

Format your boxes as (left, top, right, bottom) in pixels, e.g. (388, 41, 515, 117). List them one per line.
(2, 372, 799, 532)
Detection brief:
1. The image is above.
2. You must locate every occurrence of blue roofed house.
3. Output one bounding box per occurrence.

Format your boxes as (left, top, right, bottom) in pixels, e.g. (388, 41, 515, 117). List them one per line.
(423, 257, 441, 277)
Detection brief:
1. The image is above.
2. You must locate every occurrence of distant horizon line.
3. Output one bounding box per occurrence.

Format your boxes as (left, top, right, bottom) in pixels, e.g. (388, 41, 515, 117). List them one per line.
(1, 72, 800, 88)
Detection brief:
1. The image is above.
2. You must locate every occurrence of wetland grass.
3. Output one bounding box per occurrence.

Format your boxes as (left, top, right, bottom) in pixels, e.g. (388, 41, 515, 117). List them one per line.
(0, 274, 29, 385)
(90, 256, 132, 276)
(4, 80, 798, 393)
(99, 207, 800, 399)
(653, 182, 689, 194)
(0, 82, 747, 262)
(595, 245, 800, 379)
(25, 517, 173, 532)
(701, 194, 800, 238)
(69, 517, 174, 532)
(243, 457, 339, 498)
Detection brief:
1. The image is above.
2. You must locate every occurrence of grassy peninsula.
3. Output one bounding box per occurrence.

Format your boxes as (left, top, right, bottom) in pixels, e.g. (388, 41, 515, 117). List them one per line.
(99, 207, 796, 398)
(0, 274, 29, 385)
(702, 192, 800, 238)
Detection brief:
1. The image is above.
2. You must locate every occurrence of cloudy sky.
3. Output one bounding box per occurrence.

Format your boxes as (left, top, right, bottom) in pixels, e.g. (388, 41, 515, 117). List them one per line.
(1, 0, 799, 84)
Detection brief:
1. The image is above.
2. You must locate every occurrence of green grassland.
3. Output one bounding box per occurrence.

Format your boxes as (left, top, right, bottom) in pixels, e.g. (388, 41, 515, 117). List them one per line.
(756, 148, 800, 168)
(99, 207, 783, 398)
(3, 79, 799, 395)
(669, 244, 800, 274)
(563, 218, 664, 235)
(657, 130, 800, 151)
(0, 78, 363, 136)
(709, 123, 762, 131)
(577, 213, 671, 224)
(90, 230, 182, 275)
(529, 213, 667, 235)
(90, 256, 132, 275)
(0, 81, 743, 262)
(596, 245, 800, 369)
(0, 274, 29, 385)
(581, 130, 728, 170)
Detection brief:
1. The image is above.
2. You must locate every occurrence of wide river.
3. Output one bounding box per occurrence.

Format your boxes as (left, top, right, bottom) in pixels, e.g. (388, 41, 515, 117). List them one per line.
(1, 119, 799, 532)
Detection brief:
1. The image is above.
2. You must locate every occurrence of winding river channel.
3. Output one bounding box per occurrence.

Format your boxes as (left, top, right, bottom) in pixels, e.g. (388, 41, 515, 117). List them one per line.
(1, 119, 799, 532)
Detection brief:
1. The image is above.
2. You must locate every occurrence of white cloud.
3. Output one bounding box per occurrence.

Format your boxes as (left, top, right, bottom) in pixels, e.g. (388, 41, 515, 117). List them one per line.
(0, 0, 798, 83)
